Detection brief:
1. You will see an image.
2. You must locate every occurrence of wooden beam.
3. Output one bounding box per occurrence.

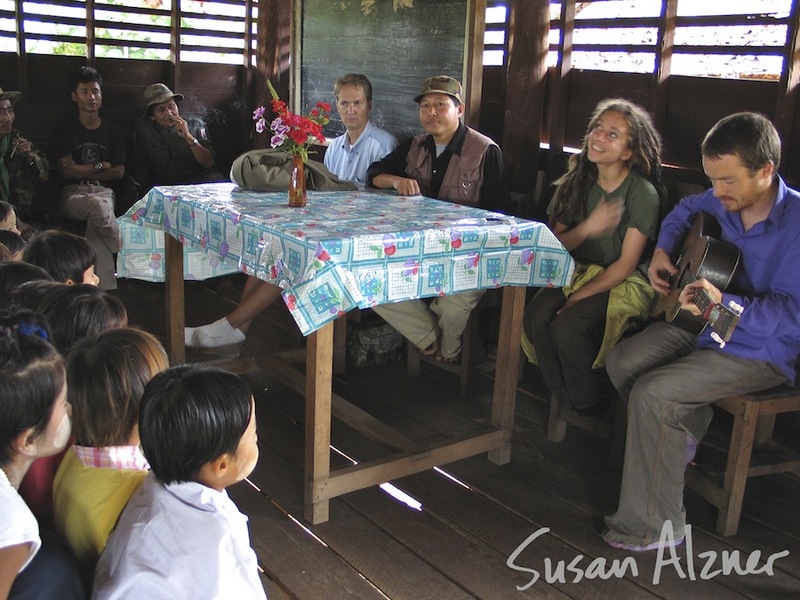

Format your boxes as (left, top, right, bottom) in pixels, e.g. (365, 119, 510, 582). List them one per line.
(775, 0, 800, 179)
(545, 0, 575, 185)
(464, 0, 487, 129)
(652, 0, 677, 125)
(501, 0, 550, 209)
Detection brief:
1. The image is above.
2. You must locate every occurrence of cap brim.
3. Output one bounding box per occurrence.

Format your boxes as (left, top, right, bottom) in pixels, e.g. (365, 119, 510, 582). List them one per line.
(413, 90, 460, 103)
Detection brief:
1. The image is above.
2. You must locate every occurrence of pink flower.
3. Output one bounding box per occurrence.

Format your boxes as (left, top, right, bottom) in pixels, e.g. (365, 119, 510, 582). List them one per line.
(253, 80, 331, 162)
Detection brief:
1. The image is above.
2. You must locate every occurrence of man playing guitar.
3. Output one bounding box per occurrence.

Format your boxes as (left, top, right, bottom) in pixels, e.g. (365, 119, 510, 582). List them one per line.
(601, 112, 800, 552)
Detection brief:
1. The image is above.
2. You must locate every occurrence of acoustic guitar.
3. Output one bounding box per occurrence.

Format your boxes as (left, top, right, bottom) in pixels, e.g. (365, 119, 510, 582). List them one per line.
(654, 211, 743, 345)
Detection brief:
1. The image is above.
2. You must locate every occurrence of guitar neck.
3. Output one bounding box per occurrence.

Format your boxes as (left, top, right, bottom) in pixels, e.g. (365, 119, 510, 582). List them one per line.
(692, 288, 741, 343)
(693, 288, 715, 318)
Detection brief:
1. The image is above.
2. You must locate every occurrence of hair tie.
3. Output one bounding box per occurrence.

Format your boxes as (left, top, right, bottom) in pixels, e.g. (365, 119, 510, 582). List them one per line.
(17, 322, 49, 341)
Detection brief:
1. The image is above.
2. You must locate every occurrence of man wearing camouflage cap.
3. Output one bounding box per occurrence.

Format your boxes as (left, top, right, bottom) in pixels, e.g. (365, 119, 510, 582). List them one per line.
(367, 75, 510, 361)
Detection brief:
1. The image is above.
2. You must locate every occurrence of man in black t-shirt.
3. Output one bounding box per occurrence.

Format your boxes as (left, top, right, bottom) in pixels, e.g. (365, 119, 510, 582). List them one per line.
(55, 66, 126, 290)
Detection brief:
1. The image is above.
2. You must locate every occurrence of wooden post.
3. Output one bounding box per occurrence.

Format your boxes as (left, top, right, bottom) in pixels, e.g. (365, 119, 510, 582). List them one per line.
(164, 233, 185, 366)
(501, 0, 551, 217)
(305, 322, 334, 524)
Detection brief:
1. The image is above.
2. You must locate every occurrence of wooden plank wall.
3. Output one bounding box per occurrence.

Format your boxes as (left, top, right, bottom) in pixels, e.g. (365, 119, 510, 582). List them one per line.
(1, 53, 248, 213)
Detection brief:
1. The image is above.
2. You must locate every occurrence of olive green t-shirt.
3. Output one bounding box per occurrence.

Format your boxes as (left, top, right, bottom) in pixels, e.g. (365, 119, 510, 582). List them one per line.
(548, 170, 660, 268)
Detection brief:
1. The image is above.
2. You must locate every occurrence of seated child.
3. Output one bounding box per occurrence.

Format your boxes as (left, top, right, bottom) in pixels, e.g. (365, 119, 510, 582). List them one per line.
(0, 262, 52, 309)
(53, 328, 168, 585)
(22, 230, 100, 286)
(0, 200, 22, 236)
(38, 285, 128, 356)
(0, 229, 25, 261)
(0, 310, 84, 600)
(19, 284, 127, 525)
(7, 280, 66, 313)
(93, 364, 266, 599)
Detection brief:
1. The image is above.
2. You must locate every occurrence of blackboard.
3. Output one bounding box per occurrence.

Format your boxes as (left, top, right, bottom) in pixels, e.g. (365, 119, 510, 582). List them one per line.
(300, 0, 470, 142)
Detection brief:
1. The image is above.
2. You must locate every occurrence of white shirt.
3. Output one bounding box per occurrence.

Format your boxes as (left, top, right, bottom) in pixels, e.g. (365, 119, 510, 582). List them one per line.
(324, 121, 397, 184)
(92, 473, 266, 599)
(0, 467, 41, 572)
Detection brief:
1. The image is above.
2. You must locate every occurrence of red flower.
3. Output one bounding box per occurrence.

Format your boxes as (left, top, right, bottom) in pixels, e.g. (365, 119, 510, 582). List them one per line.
(254, 80, 331, 162)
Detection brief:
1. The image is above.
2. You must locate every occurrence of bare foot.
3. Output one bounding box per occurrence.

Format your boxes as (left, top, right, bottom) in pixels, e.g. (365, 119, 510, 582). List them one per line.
(421, 339, 439, 356)
(436, 351, 459, 363)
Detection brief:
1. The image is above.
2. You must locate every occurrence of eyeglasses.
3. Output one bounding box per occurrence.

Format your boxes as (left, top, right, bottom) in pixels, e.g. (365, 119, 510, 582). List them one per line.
(0, 107, 14, 117)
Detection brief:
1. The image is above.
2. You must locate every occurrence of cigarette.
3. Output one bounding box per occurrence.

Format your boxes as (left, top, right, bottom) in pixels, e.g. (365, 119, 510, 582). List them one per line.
(8, 143, 16, 159)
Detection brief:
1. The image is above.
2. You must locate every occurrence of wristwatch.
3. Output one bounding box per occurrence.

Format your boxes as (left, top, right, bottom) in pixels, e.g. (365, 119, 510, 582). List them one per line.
(94, 162, 104, 173)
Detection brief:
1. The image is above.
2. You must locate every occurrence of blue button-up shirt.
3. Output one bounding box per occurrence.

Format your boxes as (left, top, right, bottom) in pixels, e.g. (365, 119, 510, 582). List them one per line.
(658, 177, 800, 381)
(324, 121, 397, 185)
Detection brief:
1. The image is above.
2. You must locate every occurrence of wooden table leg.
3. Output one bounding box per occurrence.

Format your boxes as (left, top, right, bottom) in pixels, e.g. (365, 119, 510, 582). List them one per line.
(165, 233, 185, 365)
(304, 321, 334, 524)
(333, 313, 347, 374)
(488, 286, 526, 464)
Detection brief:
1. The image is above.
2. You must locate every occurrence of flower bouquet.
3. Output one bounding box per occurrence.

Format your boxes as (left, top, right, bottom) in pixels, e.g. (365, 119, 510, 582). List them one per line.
(253, 80, 330, 163)
(253, 81, 330, 206)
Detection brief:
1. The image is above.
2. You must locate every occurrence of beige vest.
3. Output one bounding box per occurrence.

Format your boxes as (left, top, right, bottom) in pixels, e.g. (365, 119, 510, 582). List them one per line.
(404, 127, 496, 206)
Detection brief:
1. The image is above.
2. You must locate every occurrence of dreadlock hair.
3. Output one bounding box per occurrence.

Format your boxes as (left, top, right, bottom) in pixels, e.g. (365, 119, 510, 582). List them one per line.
(549, 98, 668, 228)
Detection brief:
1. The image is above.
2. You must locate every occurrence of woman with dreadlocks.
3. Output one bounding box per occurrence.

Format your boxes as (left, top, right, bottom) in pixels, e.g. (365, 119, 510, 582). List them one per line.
(522, 98, 668, 417)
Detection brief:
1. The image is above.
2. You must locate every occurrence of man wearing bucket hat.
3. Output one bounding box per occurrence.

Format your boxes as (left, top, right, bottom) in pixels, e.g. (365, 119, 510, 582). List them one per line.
(0, 86, 49, 225)
(366, 75, 510, 361)
(54, 66, 126, 290)
(133, 83, 221, 192)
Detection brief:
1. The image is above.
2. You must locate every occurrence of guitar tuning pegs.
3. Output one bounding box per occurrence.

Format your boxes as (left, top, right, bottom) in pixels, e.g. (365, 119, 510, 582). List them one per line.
(710, 332, 726, 348)
(727, 300, 744, 314)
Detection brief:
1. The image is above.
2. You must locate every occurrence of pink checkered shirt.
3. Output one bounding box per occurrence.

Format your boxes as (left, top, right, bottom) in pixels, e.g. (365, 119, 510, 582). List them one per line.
(72, 445, 150, 471)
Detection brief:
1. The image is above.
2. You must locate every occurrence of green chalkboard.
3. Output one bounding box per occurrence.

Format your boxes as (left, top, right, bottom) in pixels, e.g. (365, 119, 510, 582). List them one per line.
(301, 0, 470, 141)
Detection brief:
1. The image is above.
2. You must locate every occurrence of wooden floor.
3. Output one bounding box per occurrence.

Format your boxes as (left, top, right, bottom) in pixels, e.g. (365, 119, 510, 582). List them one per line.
(115, 274, 800, 600)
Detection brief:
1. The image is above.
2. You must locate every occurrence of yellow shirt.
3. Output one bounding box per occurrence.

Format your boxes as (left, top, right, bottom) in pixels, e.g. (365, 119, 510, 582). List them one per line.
(53, 448, 147, 582)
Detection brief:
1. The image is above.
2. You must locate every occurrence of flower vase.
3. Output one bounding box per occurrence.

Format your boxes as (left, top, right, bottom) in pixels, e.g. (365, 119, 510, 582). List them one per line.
(288, 153, 307, 207)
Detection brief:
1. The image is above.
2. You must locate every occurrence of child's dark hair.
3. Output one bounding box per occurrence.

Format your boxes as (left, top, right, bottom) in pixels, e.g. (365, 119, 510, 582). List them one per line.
(0, 310, 64, 467)
(38, 284, 128, 355)
(0, 200, 14, 222)
(0, 262, 53, 309)
(0, 229, 26, 257)
(7, 280, 67, 313)
(22, 230, 96, 284)
(68, 328, 168, 447)
(139, 364, 253, 484)
(72, 66, 103, 92)
(0, 243, 11, 262)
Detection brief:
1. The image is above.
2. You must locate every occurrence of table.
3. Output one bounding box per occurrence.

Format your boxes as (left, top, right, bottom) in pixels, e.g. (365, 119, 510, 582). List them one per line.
(124, 182, 574, 523)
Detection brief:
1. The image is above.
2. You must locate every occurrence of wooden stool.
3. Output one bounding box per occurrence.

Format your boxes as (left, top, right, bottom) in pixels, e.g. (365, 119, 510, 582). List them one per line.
(685, 383, 800, 536)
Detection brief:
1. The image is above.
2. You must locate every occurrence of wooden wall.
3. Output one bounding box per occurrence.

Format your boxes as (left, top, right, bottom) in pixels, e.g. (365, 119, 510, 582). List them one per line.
(2, 54, 249, 214)
(482, 65, 795, 219)
(5, 1, 799, 222)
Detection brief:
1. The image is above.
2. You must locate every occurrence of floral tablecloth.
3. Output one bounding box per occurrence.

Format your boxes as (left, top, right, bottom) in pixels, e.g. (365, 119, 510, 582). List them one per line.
(117, 182, 574, 336)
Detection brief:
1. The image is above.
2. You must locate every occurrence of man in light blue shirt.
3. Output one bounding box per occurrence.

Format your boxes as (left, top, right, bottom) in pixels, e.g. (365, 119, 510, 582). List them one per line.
(185, 74, 397, 351)
(324, 74, 397, 185)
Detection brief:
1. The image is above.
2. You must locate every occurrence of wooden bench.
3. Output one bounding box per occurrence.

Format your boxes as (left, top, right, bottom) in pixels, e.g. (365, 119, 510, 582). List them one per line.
(685, 382, 800, 536)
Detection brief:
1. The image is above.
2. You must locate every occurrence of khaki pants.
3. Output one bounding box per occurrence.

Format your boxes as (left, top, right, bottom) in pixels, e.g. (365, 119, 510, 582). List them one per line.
(60, 183, 121, 290)
(372, 289, 484, 359)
